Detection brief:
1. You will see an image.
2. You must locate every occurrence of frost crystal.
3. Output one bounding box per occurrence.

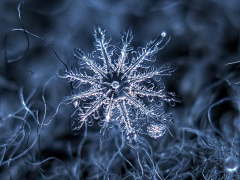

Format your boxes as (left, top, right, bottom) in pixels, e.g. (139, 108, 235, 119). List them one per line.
(58, 27, 181, 148)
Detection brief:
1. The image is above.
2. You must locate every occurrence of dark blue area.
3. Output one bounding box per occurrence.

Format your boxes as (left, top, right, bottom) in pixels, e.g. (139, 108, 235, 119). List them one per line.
(0, 0, 240, 179)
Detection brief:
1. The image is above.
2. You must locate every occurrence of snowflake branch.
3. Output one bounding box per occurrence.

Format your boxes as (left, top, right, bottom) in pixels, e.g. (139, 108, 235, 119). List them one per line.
(121, 34, 170, 80)
(93, 26, 115, 74)
(128, 64, 177, 83)
(118, 101, 133, 134)
(74, 48, 108, 79)
(63, 87, 106, 104)
(80, 89, 111, 121)
(58, 69, 100, 85)
(123, 91, 155, 118)
(116, 28, 133, 76)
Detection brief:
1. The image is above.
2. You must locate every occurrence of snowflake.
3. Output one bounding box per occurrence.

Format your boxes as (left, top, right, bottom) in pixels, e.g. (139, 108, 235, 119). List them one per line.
(58, 26, 181, 148)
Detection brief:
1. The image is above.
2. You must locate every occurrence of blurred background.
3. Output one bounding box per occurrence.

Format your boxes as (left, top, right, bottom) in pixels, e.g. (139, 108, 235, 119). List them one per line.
(0, 0, 240, 179)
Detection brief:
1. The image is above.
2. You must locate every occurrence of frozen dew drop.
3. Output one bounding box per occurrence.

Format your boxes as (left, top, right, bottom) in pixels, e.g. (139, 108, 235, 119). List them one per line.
(161, 31, 166, 37)
(224, 155, 239, 173)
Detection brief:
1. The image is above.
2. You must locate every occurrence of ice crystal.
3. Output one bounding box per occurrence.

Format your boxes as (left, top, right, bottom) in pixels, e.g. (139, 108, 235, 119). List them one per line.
(58, 26, 181, 148)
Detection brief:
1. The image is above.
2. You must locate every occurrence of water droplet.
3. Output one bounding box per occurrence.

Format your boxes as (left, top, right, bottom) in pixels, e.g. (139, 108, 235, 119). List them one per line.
(224, 155, 239, 173)
(161, 31, 166, 37)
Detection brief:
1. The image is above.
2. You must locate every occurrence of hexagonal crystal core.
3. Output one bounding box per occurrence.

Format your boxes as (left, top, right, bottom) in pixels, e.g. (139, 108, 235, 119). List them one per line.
(111, 81, 120, 89)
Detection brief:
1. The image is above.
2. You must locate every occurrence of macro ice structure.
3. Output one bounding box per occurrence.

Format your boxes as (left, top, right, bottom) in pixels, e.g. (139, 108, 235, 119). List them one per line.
(58, 26, 181, 148)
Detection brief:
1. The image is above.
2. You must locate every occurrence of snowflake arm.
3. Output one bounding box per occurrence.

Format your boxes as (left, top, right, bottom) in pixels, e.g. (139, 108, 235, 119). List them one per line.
(63, 87, 106, 104)
(123, 91, 154, 119)
(127, 64, 178, 83)
(118, 101, 134, 134)
(58, 68, 100, 86)
(121, 32, 170, 80)
(73, 48, 108, 79)
(104, 93, 114, 123)
(132, 84, 182, 105)
(79, 89, 111, 122)
(116, 28, 134, 75)
(99, 94, 115, 140)
(93, 26, 115, 74)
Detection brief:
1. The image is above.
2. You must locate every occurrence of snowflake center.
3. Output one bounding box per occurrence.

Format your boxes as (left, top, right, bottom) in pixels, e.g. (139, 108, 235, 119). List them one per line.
(111, 81, 120, 89)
